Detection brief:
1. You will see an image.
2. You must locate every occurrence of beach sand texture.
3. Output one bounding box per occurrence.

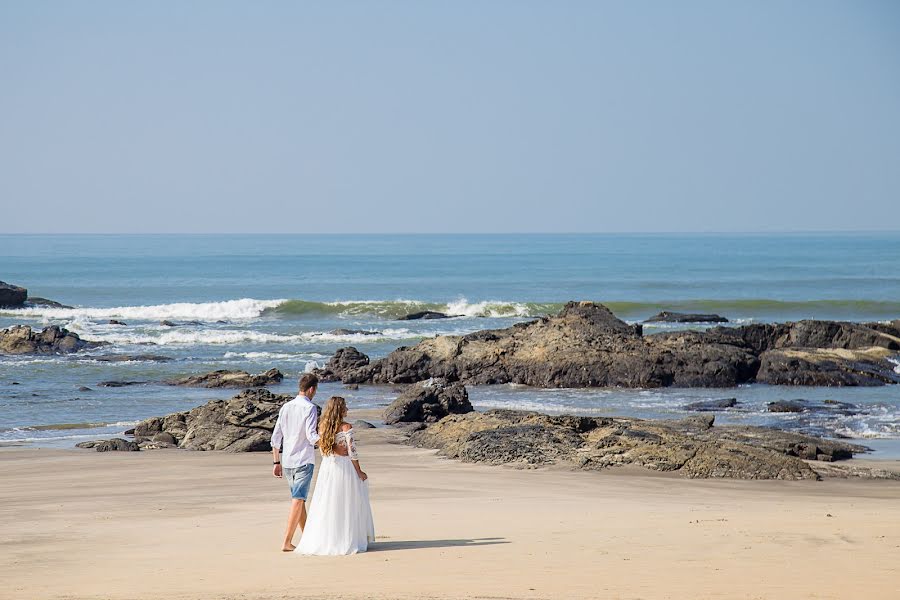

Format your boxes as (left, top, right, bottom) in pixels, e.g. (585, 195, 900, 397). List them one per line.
(2, 424, 899, 600)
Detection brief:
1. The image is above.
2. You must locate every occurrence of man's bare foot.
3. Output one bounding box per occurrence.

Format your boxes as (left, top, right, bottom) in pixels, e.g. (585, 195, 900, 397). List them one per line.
(281, 543, 296, 552)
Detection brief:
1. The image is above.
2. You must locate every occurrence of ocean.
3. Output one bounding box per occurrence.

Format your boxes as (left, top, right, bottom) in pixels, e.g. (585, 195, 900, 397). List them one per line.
(1, 233, 899, 455)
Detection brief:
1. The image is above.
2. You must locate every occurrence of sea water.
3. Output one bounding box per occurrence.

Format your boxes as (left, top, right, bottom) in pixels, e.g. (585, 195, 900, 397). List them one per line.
(1, 233, 898, 455)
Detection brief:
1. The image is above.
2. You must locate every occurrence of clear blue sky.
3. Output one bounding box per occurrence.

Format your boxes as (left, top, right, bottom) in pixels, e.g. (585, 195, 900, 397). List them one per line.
(1, 1, 898, 233)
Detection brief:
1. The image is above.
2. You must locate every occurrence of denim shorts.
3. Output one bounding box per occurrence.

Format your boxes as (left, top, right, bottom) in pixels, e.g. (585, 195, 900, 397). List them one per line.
(284, 463, 315, 500)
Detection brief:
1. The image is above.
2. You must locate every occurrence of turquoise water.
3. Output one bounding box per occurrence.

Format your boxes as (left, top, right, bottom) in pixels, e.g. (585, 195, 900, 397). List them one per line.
(1, 233, 899, 454)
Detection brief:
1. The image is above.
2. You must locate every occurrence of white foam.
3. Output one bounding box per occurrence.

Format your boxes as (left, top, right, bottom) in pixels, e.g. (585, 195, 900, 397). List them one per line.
(444, 298, 532, 318)
(888, 357, 900, 375)
(223, 351, 327, 361)
(304, 360, 320, 373)
(84, 327, 439, 347)
(2, 298, 286, 322)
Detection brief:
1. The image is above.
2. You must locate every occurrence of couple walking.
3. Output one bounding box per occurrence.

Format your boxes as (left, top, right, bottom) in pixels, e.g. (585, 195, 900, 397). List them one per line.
(271, 373, 375, 555)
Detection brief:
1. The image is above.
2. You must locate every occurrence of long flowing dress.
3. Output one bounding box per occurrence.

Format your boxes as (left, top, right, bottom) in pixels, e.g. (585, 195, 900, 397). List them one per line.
(296, 428, 375, 555)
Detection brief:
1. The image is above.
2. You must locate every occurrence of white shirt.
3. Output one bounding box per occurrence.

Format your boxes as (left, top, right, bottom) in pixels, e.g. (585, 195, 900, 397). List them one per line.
(271, 394, 320, 468)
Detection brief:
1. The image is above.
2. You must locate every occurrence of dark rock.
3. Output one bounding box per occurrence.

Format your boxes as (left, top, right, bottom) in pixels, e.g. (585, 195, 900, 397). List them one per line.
(683, 398, 739, 411)
(152, 432, 177, 445)
(0, 325, 103, 355)
(108, 320, 127, 326)
(124, 428, 135, 435)
(76, 438, 140, 452)
(409, 409, 870, 479)
(645, 312, 728, 323)
(383, 379, 473, 425)
(93, 354, 174, 363)
(133, 388, 294, 452)
(339, 302, 899, 388)
(756, 349, 900, 386)
(393, 422, 427, 434)
(314, 347, 372, 383)
(329, 329, 382, 336)
(25, 297, 72, 309)
(768, 400, 808, 413)
(166, 368, 283, 388)
(98, 381, 147, 388)
(0, 281, 27, 307)
(352, 420, 376, 429)
(77, 386, 92, 392)
(160, 320, 177, 327)
(397, 311, 454, 321)
(344, 383, 360, 390)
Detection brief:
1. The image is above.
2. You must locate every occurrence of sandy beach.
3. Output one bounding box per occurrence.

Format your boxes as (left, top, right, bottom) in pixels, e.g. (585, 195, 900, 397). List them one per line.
(2, 417, 899, 600)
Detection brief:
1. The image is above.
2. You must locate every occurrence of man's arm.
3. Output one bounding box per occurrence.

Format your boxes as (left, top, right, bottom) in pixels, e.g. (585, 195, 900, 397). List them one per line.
(304, 405, 320, 447)
(271, 411, 284, 478)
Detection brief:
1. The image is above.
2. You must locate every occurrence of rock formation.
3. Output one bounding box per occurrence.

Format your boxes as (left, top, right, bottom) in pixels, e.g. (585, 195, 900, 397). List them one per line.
(383, 379, 473, 425)
(397, 311, 455, 320)
(132, 388, 294, 452)
(0, 281, 27, 307)
(0, 325, 103, 355)
(315, 347, 370, 382)
(645, 311, 728, 323)
(320, 302, 900, 388)
(166, 368, 283, 388)
(407, 409, 873, 480)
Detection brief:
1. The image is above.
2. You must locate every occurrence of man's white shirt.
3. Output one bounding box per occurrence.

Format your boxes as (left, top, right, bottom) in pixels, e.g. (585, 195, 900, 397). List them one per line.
(271, 394, 320, 468)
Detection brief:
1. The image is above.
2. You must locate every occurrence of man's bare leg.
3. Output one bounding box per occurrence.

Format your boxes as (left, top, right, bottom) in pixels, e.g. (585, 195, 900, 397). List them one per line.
(282, 499, 306, 551)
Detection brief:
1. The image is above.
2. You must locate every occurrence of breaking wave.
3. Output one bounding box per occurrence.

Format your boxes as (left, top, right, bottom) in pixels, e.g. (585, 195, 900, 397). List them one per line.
(2, 297, 898, 324)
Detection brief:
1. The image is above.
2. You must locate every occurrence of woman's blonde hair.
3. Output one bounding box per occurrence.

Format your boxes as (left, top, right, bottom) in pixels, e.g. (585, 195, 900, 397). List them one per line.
(318, 396, 348, 456)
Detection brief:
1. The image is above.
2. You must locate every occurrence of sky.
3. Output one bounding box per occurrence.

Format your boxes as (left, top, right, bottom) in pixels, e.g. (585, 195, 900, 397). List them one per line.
(1, 1, 899, 234)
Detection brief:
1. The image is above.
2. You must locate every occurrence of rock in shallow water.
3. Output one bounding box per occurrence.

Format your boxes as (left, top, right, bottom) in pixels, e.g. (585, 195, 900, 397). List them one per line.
(319, 302, 900, 388)
(683, 398, 739, 411)
(0, 281, 27, 307)
(645, 311, 728, 323)
(166, 368, 283, 388)
(0, 325, 103, 355)
(397, 311, 456, 320)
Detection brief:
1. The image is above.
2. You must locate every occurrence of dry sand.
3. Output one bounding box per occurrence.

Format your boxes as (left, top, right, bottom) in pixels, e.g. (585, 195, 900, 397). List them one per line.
(1, 422, 899, 600)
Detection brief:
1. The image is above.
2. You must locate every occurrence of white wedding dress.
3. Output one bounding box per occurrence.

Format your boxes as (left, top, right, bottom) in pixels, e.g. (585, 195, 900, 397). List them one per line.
(296, 428, 375, 555)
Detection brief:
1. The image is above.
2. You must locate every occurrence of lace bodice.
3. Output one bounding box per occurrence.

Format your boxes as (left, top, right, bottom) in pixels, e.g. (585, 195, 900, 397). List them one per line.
(334, 428, 359, 460)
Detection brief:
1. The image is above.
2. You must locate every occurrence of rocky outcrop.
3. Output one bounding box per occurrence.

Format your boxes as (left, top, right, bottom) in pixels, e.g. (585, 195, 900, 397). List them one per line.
(0, 325, 103, 355)
(76, 438, 140, 452)
(683, 398, 738, 411)
(755, 348, 899, 386)
(93, 354, 174, 363)
(166, 368, 283, 388)
(132, 388, 294, 452)
(329, 329, 382, 336)
(314, 347, 371, 382)
(398, 311, 454, 320)
(0, 281, 27, 307)
(407, 409, 871, 480)
(321, 302, 900, 388)
(383, 379, 473, 425)
(25, 297, 72, 309)
(645, 312, 728, 323)
(767, 399, 859, 415)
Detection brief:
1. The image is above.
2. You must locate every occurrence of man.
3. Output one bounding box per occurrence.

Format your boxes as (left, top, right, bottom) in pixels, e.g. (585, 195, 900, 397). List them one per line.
(271, 373, 321, 552)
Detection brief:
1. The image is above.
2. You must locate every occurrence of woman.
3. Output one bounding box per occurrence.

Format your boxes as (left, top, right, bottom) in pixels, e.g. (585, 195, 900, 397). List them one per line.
(296, 396, 375, 555)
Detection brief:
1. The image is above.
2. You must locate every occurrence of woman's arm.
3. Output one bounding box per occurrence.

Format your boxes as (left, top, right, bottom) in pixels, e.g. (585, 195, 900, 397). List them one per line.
(344, 427, 368, 481)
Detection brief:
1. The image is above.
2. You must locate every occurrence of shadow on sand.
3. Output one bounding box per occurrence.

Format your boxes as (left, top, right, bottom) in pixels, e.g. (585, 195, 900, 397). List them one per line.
(369, 537, 508, 552)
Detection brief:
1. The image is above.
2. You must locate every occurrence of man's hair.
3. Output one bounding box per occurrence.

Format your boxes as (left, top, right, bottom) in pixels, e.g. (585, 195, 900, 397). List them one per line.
(299, 373, 319, 393)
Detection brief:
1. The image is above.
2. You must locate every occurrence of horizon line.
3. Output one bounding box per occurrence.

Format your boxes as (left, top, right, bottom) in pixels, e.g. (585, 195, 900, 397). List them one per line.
(1, 230, 899, 236)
